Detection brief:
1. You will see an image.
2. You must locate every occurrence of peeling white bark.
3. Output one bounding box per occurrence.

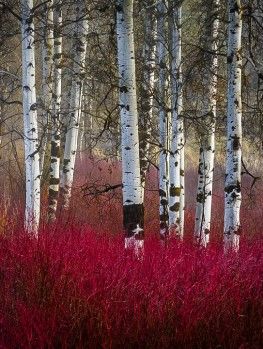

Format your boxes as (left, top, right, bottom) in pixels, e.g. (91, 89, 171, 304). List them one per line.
(224, 0, 242, 252)
(48, 0, 62, 220)
(116, 0, 144, 257)
(21, 0, 41, 235)
(194, 0, 219, 247)
(61, 0, 89, 209)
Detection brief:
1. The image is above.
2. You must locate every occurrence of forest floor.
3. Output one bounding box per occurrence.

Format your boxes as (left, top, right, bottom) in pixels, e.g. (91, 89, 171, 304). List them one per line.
(0, 156, 262, 348)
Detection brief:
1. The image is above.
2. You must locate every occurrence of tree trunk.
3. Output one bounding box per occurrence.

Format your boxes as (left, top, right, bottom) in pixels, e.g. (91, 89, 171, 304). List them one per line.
(61, 0, 89, 209)
(157, 0, 169, 241)
(168, 2, 184, 239)
(39, 0, 54, 176)
(116, 0, 144, 257)
(48, 0, 62, 221)
(224, 0, 242, 252)
(194, 0, 219, 247)
(140, 0, 156, 200)
(21, 0, 41, 235)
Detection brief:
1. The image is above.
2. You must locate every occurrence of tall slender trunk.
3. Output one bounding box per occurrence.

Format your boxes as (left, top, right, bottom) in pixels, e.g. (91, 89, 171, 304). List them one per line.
(194, 0, 219, 247)
(140, 1, 156, 200)
(48, 0, 62, 220)
(116, 0, 144, 257)
(168, 2, 184, 238)
(21, 0, 41, 235)
(179, 138, 185, 234)
(157, 0, 169, 241)
(61, 0, 89, 209)
(224, 0, 242, 252)
(39, 0, 54, 175)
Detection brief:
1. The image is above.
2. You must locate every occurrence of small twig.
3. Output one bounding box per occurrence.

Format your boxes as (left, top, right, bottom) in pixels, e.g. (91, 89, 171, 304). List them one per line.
(82, 183, 123, 196)
(241, 157, 260, 188)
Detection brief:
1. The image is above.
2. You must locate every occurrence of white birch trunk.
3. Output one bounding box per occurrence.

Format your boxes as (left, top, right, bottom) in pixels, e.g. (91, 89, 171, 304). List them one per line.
(116, 0, 144, 257)
(179, 138, 185, 234)
(157, 0, 169, 241)
(61, 0, 89, 209)
(140, 1, 156, 200)
(21, 0, 41, 235)
(224, 0, 242, 252)
(39, 0, 54, 175)
(168, 2, 184, 239)
(194, 0, 219, 247)
(48, 0, 62, 220)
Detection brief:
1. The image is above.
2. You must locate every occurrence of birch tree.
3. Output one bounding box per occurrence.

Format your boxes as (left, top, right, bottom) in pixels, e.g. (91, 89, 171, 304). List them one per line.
(39, 0, 54, 175)
(168, 1, 184, 238)
(194, 0, 219, 247)
(157, 0, 170, 241)
(224, 0, 243, 252)
(61, 0, 88, 209)
(116, 0, 144, 256)
(140, 0, 156, 200)
(48, 0, 62, 220)
(21, 0, 40, 235)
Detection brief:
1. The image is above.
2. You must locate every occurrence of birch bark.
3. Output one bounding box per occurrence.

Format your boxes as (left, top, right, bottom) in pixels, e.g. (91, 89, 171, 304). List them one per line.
(61, 0, 89, 209)
(48, 0, 62, 220)
(224, 0, 243, 252)
(168, 2, 184, 239)
(39, 0, 54, 175)
(116, 0, 144, 257)
(194, 0, 219, 247)
(21, 0, 41, 235)
(140, 1, 156, 200)
(157, 0, 170, 241)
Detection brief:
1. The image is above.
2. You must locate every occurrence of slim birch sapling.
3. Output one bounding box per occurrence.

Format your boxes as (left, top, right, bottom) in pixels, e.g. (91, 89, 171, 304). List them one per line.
(139, 0, 156, 200)
(157, 0, 170, 241)
(21, 0, 41, 235)
(61, 0, 89, 209)
(168, 0, 184, 238)
(194, 0, 219, 247)
(48, 0, 62, 221)
(39, 0, 54, 175)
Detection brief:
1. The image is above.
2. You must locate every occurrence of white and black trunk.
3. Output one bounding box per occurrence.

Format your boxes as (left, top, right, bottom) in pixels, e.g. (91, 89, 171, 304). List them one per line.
(139, 0, 156, 200)
(48, 0, 62, 220)
(157, 0, 169, 241)
(61, 0, 89, 209)
(194, 0, 219, 247)
(116, 0, 144, 256)
(39, 0, 54, 175)
(224, 0, 242, 252)
(21, 0, 41, 235)
(168, 1, 183, 239)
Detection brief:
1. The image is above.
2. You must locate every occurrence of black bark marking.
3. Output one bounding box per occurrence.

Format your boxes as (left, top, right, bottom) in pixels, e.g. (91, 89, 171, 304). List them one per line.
(159, 189, 166, 197)
(170, 202, 180, 212)
(170, 186, 181, 197)
(123, 203, 144, 239)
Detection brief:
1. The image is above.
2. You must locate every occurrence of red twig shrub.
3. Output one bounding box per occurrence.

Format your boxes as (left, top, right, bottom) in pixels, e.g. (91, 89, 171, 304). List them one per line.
(0, 227, 261, 348)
